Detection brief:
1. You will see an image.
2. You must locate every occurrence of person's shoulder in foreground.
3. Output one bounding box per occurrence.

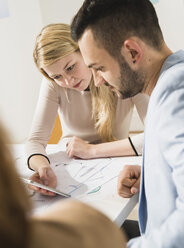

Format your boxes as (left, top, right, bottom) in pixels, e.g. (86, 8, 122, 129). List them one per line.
(30, 200, 126, 248)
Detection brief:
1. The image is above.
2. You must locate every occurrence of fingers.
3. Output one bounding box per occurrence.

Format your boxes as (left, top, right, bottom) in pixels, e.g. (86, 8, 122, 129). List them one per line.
(130, 176, 141, 194)
(29, 172, 41, 190)
(117, 177, 137, 198)
(66, 136, 85, 158)
(66, 136, 78, 158)
(29, 168, 57, 197)
(117, 165, 141, 198)
(39, 167, 49, 186)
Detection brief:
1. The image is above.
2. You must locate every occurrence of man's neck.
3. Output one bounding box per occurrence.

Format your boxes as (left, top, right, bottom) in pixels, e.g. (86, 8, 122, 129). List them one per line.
(143, 44, 173, 96)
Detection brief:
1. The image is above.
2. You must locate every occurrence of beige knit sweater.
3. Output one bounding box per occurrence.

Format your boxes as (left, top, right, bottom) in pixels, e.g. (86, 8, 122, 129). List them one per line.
(25, 78, 149, 160)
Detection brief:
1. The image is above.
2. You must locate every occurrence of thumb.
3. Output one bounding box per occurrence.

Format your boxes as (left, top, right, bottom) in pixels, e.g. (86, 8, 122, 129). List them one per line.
(39, 167, 49, 186)
(131, 177, 140, 194)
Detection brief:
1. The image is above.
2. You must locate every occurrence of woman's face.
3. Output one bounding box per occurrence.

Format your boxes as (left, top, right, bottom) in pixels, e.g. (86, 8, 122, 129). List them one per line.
(43, 51, 92, 91)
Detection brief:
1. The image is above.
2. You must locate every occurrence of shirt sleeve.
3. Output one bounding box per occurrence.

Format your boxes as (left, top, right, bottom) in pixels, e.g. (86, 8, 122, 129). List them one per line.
(25, 78, 60, 163)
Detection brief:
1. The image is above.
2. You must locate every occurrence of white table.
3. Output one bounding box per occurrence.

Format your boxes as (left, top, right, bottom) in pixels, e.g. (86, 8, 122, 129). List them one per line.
(11, 144, 142, 227)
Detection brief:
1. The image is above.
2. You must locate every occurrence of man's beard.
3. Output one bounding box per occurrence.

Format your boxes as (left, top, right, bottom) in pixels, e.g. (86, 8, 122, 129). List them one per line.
(115, 56, 146, 99)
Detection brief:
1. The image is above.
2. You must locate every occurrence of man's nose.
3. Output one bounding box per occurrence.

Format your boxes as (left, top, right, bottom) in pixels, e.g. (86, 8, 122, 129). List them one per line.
(92, 70, 105, 87)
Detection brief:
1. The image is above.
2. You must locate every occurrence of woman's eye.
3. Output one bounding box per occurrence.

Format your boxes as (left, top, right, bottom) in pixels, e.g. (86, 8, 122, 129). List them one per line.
(67, 64, 75, 72)
(54, 75, 61, 80)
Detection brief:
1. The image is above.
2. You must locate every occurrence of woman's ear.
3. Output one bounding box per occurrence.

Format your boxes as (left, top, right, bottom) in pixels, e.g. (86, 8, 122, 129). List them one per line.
(121, 38, 142, 66)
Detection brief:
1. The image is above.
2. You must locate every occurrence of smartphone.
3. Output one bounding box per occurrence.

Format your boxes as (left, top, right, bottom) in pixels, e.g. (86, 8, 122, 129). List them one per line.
(21, 178, 71, 198)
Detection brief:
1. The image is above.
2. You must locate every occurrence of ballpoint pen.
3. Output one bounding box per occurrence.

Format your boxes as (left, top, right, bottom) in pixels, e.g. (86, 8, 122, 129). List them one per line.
(21, 177, 71, 198)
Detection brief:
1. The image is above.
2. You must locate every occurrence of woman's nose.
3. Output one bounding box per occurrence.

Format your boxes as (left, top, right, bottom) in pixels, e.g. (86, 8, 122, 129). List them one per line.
(63, 74, 74, 86)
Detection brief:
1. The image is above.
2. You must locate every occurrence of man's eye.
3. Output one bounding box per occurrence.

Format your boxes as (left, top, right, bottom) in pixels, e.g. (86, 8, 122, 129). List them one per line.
(67, 64, 75, 71)
(96, 66, 104, 72)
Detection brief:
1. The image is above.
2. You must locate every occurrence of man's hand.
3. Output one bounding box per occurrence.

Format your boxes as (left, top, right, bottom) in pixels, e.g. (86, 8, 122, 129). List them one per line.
(117, 165, 141, 198)
(66, 136, 95, 159)
(29, 166, 57, 197)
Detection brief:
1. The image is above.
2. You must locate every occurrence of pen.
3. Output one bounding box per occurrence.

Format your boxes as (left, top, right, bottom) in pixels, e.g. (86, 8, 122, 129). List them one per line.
(21, 177, 71, 198)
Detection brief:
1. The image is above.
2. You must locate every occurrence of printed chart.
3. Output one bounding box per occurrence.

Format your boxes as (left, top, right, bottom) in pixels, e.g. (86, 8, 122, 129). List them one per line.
(13, 144, 142, 219)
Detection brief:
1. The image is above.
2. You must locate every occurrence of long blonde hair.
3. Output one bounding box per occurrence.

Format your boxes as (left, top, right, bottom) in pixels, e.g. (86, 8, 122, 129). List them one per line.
(0, 124, 31, 248)
(33, 23, 117, 142)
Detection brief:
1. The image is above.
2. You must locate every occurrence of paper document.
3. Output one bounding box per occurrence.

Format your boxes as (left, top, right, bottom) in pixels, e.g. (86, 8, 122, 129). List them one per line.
(14, 146, 142, 215)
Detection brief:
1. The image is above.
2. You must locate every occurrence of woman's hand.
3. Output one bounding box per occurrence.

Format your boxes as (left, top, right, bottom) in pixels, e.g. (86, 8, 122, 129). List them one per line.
(29, 166, 57, 196)
(66, 136, 95, 159)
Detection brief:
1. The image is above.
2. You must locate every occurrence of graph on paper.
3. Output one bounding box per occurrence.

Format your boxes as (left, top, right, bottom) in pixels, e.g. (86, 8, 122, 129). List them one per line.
(48, 151, 124, 198)
(13, 145, 142, 214)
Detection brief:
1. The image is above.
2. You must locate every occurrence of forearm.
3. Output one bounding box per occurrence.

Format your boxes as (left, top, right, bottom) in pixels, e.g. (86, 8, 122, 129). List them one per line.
(25, 78, 60, 168)
(91, 138, 136, 158)
(28, 154, 50, 171)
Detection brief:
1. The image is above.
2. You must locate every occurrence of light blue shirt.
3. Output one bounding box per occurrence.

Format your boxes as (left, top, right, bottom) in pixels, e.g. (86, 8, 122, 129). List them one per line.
(128, 50, 184, 248)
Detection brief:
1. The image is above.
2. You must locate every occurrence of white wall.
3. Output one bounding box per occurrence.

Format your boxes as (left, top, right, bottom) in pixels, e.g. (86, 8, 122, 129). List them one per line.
(155, 0, 184, 51)
(38, 0, 84, 25)
(0, 0, 43, 142)
(1, 0, 184, 141)
(0, 0, 84, 143)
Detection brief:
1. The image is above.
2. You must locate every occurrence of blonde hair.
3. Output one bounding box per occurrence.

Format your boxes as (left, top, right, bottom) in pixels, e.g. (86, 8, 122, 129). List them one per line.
(90, 83, 117, 141)
(0, 124, 31, 248)
(33, 23, 78, 82)
(33, 23, 117, 142)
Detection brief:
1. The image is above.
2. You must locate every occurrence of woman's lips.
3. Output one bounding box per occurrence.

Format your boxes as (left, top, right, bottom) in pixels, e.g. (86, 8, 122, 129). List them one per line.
(73, 80, 82, 88)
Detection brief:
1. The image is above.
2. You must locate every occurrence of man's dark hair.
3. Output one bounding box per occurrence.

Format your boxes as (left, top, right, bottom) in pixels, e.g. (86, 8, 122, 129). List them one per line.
(71, 0, 164, 58)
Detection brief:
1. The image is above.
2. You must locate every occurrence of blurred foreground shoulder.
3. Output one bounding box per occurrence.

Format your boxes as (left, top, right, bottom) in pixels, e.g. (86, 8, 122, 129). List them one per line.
(29, 200, 127, 248)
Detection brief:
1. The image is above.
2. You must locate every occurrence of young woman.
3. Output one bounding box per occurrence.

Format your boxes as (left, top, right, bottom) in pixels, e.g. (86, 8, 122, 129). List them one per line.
(0, 123, 126, 248)
(25, 23, 149, 195)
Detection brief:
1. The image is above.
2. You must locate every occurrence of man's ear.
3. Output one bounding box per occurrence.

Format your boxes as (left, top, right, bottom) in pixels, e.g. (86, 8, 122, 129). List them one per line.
(121, 38, 142, 66)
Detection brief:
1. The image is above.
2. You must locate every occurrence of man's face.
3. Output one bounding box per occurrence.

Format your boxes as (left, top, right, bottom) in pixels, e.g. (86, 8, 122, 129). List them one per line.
(78, 29, 145, 99)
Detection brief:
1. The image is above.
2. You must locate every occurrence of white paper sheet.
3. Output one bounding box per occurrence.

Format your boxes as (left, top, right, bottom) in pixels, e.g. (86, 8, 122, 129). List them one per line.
(13, 145, 142, 219)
